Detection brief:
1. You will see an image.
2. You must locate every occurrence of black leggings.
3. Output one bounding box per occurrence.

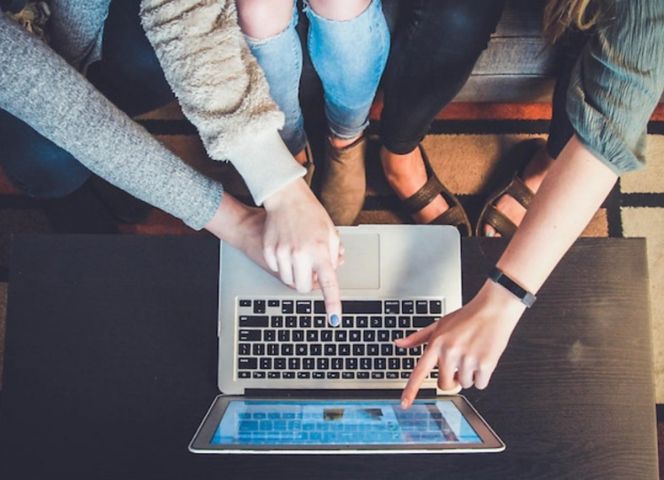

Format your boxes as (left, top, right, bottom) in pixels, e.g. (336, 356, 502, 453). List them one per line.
(380, 0, 507, 154)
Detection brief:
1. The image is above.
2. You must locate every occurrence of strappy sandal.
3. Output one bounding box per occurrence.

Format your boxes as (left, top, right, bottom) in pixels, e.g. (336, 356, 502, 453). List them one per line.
(475, 138, 545, 237)
(401, 144, 472, 236)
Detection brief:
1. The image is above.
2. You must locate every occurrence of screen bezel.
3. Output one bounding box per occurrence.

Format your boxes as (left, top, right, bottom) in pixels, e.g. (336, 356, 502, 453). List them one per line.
(189, 395, 505, 454)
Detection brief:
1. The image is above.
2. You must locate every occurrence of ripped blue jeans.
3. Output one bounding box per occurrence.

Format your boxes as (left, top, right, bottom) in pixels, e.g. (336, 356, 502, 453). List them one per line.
(244, 0, 390, 155)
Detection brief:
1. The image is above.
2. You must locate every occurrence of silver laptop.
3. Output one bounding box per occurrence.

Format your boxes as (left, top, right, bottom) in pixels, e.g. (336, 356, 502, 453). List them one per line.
(190, 225, 505, 453)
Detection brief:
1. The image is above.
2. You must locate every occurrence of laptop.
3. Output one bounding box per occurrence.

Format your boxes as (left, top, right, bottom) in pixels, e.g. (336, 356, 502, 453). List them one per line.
(189, 225, 504, 453)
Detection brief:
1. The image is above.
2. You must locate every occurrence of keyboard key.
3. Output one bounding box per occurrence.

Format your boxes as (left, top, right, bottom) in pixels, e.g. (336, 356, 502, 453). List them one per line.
(240, 315, 269, 328)
(385, 316, 397, 328)
(254, 300, 266, 314)
(381, 344, 393, 356)
(356, 316, 369, 328)
(331, 358, 343, 370)
(345, 358, 358, 370)
(239, 343, 250, 355)
(313, 372, 325, 379)
(267, 344, 279, 355)
(278, 330, 290, 342)
(238, 371, 250, 378)
(367, 344, 379, 356)
(430, 371, 439, 379)
(260, 358, 272, 369)
(295, 344, 308, 356)
(334, 330, 347, 342)
(288, 358, 300, 370)
(360, 358, 372, 370)
(339, 344, 351, 356)
(357, 372, 370, 379)
(370, 316, 382, 328)
(384, 301, 400, 314)
(342, 316, 353, 328)
(400, 372, 410, 379)
(283, 372, 295, 379)
(377, 330, 390, 342)
(342, 300, 382, 314)
(238, 358, 257, 370)
(306, 330, 319, 342)
(402, 300, 414, 314)
(391, 330, 404, 341)
(413, 316, 437, 328)
(303, 358, 315, 370)
(416, 300, 428, 314)
(253, 371, 266, 379)
(342, 372, 355, 379)
(296, 300, 312, 314)
(363, 330, 376, 342)
(292, 330, 304, 342)
(274, 358, 286, 369)
(270, 316, 283, 328)
(298, 372, 311, 379)
(285, 316, 297, 328)
(268, 299, 280, 307)
(403, 358, 415, 370)
(252, 344, 265, 356)
(314, 316, 326, 328)
(430, 300, 442, 314)
(352, 344, 365, 356)
(349, 330, 361, 342)
(281, 300, 294, 314)
(321, 330, 333, 342)
(386, 372, 399, 379)
(268, 371, 280, 379)
(281, 344, 294, 356)
(317, 358, 329, 370)
(264, 330, 276, 342)
(398, 317, 411, 328)
(371, 372, 385, 379)
(239, 299, 251, 307)
(327, 372, 340, 379)
(388, 358, 400, 370)
(299, 316, 312, 328)
(239, 330, 261, 342)
(310, 344, 322, 355)
(324, 344, 337, 356)
(395, 347, 408, 356)
(373, 358, 386, 370)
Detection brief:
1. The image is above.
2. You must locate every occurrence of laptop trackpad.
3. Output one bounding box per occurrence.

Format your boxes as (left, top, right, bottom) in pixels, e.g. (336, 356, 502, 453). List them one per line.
(337, 233, 380, 289)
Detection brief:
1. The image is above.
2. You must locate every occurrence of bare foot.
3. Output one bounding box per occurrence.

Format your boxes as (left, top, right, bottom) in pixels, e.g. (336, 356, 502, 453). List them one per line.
(484, 147, 554, 237)
(380, 146, 449, 224)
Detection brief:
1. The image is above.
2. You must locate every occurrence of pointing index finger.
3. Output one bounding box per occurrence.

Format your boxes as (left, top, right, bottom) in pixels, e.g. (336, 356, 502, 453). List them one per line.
(314, 259, 342, 327)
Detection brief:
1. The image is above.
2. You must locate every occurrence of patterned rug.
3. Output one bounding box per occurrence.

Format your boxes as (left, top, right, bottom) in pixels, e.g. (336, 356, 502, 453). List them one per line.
(0, 101, 662, 475)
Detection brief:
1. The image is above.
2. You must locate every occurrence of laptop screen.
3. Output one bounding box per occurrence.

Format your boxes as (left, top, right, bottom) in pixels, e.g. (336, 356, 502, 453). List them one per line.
(211, 399, 482, 446)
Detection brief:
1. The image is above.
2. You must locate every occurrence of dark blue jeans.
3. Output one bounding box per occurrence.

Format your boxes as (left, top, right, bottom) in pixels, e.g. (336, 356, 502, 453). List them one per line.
(0, 0, 173, 198)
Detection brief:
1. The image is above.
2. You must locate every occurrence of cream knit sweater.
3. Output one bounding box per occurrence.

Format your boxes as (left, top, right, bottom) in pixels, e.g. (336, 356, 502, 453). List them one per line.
(140, 0, 305, 205)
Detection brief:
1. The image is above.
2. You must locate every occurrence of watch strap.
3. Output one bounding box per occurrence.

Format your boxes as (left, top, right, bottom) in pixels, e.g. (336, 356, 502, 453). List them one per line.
(488, 267, 537, 308)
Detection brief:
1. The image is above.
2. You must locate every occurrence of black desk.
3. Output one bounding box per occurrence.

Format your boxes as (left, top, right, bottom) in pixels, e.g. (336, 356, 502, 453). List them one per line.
(0, 235, 657, 479)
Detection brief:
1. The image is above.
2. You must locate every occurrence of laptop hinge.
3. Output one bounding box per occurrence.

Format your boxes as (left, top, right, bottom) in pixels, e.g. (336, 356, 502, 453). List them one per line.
(243, 388, 438, 399)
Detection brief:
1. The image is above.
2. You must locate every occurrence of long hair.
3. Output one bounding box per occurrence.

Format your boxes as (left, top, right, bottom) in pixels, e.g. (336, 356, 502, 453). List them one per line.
(543, 0, 601, 43)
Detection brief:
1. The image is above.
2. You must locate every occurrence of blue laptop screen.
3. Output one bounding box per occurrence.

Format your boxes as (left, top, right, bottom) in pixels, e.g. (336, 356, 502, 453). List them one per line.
(211, 399, 481, 446)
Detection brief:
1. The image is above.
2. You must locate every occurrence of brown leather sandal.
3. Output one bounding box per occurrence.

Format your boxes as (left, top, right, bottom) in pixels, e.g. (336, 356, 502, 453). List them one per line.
(475, 138, 545, 237)
(401, 144, 472, 236)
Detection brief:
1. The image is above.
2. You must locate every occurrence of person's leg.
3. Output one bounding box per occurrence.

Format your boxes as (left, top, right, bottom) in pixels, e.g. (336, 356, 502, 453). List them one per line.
(482, 29, 589, 236)
(237, 0, 309, 165)
(380, 0, 505, 223)
(305, 0, 389, 146)
(304, 0, 390, 224)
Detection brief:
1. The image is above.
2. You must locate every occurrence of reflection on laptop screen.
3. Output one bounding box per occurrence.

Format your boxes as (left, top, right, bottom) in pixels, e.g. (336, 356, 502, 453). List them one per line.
(211, 400, 481, 446)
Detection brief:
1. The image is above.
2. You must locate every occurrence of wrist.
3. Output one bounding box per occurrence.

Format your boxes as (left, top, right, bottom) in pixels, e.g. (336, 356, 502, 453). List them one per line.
(204, 194, 252, 245)
(475, 279, 527, 323)
(263, 178, 309, 212)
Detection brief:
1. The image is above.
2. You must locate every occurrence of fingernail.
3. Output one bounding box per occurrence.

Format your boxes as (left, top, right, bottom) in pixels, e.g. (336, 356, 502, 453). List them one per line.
(329, 314, 340, 327)
(486, 230, 494, 237)
(400, 399, 408, 409)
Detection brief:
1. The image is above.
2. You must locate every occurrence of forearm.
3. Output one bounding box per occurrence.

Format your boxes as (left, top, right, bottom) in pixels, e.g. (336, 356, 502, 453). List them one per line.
(495, 135, 618, 295)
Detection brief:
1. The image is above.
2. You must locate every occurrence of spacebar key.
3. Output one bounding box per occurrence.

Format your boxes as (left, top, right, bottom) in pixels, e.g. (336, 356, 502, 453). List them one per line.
(315, 300, 382, 314)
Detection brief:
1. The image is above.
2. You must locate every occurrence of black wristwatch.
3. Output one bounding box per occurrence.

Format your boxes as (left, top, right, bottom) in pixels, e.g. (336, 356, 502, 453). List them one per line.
(488, 267, 537, 308)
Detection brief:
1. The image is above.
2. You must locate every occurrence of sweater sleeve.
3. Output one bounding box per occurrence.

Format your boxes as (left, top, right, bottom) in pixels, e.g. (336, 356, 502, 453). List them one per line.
(140, 0, 305, 205)
(0, 15, 223, 230)
(565, 0, 664, 174)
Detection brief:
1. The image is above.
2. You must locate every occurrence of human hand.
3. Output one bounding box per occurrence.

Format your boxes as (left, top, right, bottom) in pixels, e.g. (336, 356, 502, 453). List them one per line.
(396, 281, 526, 408)
(262, 178, 343, 325)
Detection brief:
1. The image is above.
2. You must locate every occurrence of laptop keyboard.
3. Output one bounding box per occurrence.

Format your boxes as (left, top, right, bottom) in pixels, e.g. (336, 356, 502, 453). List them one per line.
(236, 298, 443, 381)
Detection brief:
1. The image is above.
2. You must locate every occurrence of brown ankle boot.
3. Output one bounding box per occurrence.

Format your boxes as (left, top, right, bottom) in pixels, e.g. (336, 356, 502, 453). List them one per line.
(319, 136, 367, 226)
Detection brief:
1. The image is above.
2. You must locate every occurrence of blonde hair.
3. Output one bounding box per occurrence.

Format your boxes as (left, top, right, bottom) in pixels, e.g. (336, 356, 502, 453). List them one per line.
(544, 0, 601, 43)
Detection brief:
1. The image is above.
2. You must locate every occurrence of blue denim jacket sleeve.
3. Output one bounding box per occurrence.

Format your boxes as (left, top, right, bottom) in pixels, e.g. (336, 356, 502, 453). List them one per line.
(565, 0, 664, 175)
